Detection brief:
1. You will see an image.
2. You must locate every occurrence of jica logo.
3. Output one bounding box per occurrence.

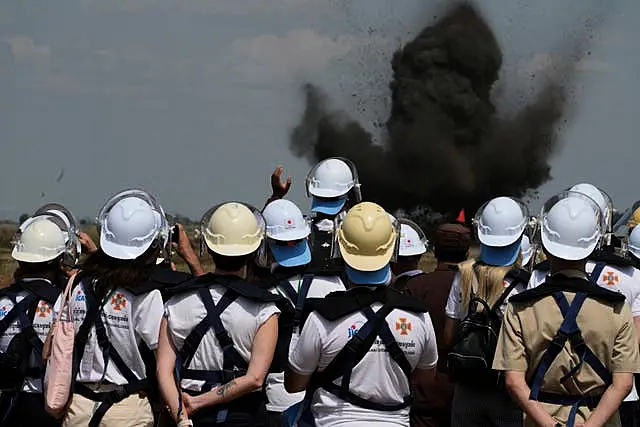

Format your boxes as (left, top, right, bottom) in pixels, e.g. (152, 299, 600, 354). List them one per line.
(348, 322, 363, 338)
(0, 306, 7, 318)
(75, 290, 85, 302)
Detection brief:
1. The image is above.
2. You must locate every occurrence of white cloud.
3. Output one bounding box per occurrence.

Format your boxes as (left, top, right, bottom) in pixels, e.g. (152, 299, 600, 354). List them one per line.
(4, 36, 51, 64)
(231, 29, 352, 82)
(82, 0, 316, 14)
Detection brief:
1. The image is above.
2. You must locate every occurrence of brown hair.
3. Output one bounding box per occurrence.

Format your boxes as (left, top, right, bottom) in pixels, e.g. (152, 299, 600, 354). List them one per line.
(13, 256, 65, 287)
(81, 244, 160, 299)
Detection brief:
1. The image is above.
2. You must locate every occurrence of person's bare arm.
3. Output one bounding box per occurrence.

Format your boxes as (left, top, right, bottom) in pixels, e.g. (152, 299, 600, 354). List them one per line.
(182, 314, 279, 414)
(444, 317, 458, 348)
(172, 223, 205, 276)
(411, 368, 437, 399)
(264, 166, 292, 208)
(78, 231, 98, 254)
(284, 369, 312, 393)
(584, 372, 633, 427)
(156, 318, 188, 423)
(505, 371, 560, 427)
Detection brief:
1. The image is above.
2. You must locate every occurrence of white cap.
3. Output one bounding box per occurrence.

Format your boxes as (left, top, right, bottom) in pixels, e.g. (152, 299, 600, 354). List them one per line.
(307, 158, 355, 198)
(541, 193, 602, 261)
(476, 197, 528, 247)
(628, 225, 640, 259)
(263, 199, 310, 241)
(12, 216, 66, 263)
(399, 221, 428, 257)
(569, 183, 607, 215)
(520, 235, 533, 266)
(100, 197, 163, 260)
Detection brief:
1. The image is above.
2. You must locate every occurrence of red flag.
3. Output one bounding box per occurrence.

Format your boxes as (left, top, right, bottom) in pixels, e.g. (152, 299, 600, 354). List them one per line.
(456, 209, 465, 223)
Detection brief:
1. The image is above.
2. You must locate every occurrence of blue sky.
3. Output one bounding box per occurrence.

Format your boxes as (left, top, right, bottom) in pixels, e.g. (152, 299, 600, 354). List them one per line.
(0, 0, 638, 221)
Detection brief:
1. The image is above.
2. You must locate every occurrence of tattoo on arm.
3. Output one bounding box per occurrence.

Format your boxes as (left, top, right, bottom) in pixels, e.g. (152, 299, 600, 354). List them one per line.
(216, 380, 236, 398)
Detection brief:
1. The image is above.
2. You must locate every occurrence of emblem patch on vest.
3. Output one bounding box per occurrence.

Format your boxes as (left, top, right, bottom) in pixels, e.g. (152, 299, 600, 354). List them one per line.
(111, 293, 127, 311)
(396, 318, 412, 336)
(37, 301, 51, 318)
(603, 271, 619, 286)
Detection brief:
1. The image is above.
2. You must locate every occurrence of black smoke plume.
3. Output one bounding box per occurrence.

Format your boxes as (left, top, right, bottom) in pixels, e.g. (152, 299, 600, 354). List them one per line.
(290, 2, 591, 221)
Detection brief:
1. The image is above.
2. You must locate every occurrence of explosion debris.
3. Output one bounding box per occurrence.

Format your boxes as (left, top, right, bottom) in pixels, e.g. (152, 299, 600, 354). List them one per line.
(290, 1, 593, 220)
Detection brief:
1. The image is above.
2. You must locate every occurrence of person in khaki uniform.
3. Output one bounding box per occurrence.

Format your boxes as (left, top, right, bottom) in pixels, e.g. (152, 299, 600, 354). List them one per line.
(493, 192, 640, 427)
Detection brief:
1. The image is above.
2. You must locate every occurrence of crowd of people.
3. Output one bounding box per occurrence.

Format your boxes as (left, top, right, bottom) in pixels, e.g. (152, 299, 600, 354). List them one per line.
(1, 156, 640, 427)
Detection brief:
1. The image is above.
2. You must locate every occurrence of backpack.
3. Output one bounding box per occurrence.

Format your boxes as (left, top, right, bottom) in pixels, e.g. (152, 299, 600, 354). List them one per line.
(0, 284, 55, 393)
(447, 267, 527, 388)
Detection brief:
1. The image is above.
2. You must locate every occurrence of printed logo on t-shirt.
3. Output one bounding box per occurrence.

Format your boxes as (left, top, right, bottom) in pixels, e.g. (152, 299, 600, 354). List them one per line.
(395, 318, 412, 336)
(37, 301, 52, 318)
(0, 305, 7, 319)
(503, 280, 510, 288)
(111, 293, 127, 311)
(603, 271, 620, 286)
(75, 289, 85, 302)
(348, 321, 363, 338)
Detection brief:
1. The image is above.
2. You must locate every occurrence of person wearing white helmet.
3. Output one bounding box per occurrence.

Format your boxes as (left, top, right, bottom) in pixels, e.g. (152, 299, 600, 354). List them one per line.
(520, 235, 534, 269)
(527, 186, 640, 426)
(258, 199, 345, 425)
(390, 218, 429, 292)
(0, 215, 72, 427)
(57, 190, 201, 427)
(493, 192, 640, 427)
(284, 202, 438, 427)
(157, 201, 281, 427)
(444, 196, 531, 427)
(265, 159, 362, 276)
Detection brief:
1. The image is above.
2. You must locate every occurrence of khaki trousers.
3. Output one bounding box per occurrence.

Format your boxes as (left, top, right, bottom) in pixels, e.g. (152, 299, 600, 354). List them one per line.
(62, 392, 154, 427)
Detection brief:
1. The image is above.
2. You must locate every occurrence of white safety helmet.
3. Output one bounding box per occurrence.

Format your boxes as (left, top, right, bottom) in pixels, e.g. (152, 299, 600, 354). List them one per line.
(31, 203, 82, 264)
(263, 199, 311, 241)
(540, 191, 602, 261)
(474, 197, 528, 247)
(520, 235, 533, 267)
(98, 191, 166, 260)
(263, 199, 312, 267)
(12, 215, 67, 263)
(568, 183, 612, 230)
(398, 219, 428, 257)
(628, 225, 640, 259)
(306, 157, 360, 199)
(200, 202, 266, 258)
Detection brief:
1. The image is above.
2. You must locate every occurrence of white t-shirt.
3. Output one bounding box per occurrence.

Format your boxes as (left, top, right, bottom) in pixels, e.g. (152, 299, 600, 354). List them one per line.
(65, 280, 164, 385)
(164, 285, 280, 392)
(527, 261, 640, 401)
(0, 279, 60, 393)
(265, 274, 345, 412)
(289, 297, 438, 427)
(445, 271, 526, 320)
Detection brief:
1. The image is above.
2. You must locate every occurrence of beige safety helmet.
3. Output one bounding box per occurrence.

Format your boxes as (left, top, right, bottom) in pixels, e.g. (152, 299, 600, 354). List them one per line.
(337, 202, 398, 271)
(203, 202, 265, 256)
(12, 215, 67, 263)
(628, 207, 640, 230)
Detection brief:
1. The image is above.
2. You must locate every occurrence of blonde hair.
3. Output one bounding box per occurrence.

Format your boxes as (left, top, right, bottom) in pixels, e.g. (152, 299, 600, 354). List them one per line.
(458, 254, 521, 312)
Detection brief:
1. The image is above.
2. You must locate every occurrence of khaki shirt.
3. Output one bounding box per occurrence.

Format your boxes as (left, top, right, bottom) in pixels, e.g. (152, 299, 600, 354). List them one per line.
(493, 276, 640, 426)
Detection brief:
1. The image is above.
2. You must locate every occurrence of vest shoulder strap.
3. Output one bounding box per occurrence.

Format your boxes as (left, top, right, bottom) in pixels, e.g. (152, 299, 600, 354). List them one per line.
(310, 286, 427, 321)
(126, 268, 192, 296)
(166, 273, 281, 303)
(528, 291, 612, 426)
(177, 287, 247, 373)
(313, 303, 412, 412)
